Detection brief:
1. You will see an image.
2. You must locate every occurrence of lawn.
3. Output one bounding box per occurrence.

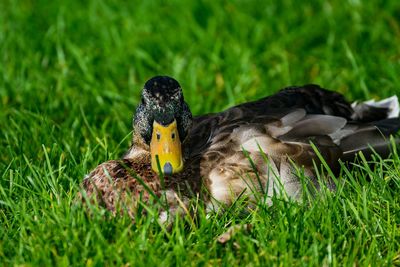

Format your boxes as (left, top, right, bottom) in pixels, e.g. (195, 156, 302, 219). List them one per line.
(1, 0, 400, 265)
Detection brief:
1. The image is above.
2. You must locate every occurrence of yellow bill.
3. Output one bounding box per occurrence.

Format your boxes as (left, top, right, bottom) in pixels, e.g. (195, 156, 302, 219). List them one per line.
(150, 119, 183, 175)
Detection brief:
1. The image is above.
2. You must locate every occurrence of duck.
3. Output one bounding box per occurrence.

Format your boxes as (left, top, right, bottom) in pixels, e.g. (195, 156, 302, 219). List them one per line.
(81, 76, 400, 223)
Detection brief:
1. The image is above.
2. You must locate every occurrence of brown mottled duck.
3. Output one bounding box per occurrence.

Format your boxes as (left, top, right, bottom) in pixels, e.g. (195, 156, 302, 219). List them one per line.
(82, 76, 400, 222)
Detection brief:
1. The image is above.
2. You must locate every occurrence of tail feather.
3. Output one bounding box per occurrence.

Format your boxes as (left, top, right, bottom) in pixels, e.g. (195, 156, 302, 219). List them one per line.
(373, 118, 400, 135)
(339, 117, 400, 162)
(351, 95, 399, 122)
(365, 95, 399, 118)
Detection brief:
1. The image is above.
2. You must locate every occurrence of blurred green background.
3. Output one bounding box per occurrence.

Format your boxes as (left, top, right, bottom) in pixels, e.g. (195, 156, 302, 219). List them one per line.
(1, 0, 400, 265)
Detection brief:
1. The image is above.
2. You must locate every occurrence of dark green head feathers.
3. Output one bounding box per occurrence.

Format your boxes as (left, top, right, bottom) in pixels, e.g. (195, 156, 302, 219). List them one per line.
(133, 76, 193, 144)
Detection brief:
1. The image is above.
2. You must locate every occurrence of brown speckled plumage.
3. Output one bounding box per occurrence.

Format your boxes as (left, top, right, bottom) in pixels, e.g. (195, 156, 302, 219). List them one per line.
(82, 77, 400, 223)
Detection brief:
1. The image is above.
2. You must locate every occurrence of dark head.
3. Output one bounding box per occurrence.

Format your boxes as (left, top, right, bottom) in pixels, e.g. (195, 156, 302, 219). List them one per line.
(133, 76, 192, 175)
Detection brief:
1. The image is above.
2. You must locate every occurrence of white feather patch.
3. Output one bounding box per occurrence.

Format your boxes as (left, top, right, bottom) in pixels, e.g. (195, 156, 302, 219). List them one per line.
(352, 95, 399, 118)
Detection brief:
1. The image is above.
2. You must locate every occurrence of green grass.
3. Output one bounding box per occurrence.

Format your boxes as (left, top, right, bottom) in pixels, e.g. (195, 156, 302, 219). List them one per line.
(1, 0, 400, 265)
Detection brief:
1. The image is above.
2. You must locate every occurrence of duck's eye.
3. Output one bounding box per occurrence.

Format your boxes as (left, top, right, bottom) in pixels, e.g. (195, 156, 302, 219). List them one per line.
(156, 133, 161, 141)
(171, 132, 175, 140)
(141, 98, 146, 105)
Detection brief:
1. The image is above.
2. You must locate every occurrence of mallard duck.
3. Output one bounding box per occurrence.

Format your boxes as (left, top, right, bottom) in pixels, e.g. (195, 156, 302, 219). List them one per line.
(82, 76, 400, 222)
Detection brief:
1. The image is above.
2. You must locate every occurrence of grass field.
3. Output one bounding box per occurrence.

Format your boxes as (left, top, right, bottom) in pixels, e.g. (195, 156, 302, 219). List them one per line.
(1, 0, 400, 265)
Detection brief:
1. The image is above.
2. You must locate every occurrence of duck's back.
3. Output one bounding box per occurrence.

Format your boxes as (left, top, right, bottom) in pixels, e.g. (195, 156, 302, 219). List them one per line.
(189, 84, 397, 157)
(188, 85, 400, 207)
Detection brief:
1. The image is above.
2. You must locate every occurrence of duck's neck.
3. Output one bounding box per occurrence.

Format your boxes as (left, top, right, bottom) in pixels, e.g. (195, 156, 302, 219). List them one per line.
(123, 133, 149, 159)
